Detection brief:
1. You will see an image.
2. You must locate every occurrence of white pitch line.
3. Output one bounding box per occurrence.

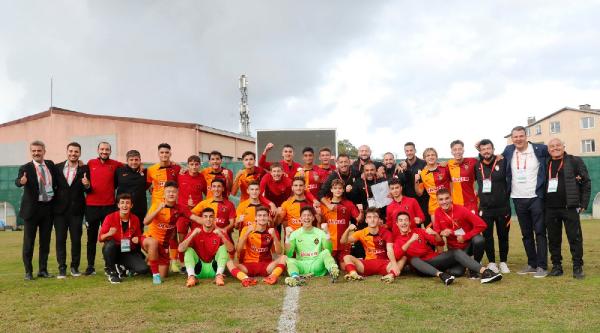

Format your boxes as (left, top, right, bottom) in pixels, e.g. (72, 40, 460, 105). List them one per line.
(277, 286, 300, 333)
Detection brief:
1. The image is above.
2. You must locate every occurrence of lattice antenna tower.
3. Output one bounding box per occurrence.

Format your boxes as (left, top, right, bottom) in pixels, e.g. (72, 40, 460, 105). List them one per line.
(239, 74, 250, 136)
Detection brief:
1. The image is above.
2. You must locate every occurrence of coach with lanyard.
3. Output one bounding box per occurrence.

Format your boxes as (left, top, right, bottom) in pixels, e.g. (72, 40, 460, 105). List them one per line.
(502, 126, 549, 278)
(545, 138, 590, 279)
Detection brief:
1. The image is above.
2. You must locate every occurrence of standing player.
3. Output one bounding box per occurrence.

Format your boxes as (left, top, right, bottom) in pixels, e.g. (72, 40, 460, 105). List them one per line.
(179, 207, 234, 287)
(259, 143, 301, 179)
(319, 154, 355, 202)
(317, 147, 336, 177)
(142, 181, 202, 285)
(350, 145, 385, 179)
(320, 179, 362, 267)
(415, 148, 451, 222)
(115, 150, 148, 229)
(191, 178, 236, 237)
(146, 143, 181, 272)
(402, 142, 430, 226)
(231, 151, 266, 202)
(385, 179, 425, 231)
(295, 147, 327, 198)
(278, 177, 320, 232)
(260, 163, 292, 207)
(227, 206, 287, 286)
(285, 207, 340, 286)
(448, 140, 478, 213)
(201, 150, 233, 199)
(340, 208, 401, 283)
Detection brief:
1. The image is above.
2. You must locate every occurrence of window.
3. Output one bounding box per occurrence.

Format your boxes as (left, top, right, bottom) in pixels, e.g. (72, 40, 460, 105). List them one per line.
(199, 152, 210, 163)
(222, 156, 233, 163)
(534, 124, 541, 135)
(550, 121, 560, 134)
(581, 117, 595, 129)
(525, 127, 531, 136)
(581, 139, 596, 153)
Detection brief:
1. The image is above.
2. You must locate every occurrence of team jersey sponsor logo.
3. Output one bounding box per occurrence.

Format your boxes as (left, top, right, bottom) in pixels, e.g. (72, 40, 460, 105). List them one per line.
(426, 185, 446, 194)
(452, 177, 470, 182)
(367, 248, 386, 255)
(300, 251, 318, 257)
(250, 245, 270, 253)
(156, 223, 174, 229)
(328, 219, 347, 225)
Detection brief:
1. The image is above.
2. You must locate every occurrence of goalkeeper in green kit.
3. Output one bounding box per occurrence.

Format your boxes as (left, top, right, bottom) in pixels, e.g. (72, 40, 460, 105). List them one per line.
(284, 206, 340, 286)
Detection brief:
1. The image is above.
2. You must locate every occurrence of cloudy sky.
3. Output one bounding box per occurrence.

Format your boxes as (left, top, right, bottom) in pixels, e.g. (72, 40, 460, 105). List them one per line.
(1, 1, 600, 158)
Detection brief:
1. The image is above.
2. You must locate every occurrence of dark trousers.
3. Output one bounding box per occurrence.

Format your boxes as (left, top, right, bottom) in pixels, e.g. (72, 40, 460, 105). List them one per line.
(410, 249, 483, 277)
(513, 197, 547, 269)
(546, 207, 584, 267)
(54, 214, 83, 271)
(102, 240, 149, 274)
(463, 234, 485, 263)
(482, 214, 510, 263)
(85, 205, 115, 268)
(22, 202, 53, 273)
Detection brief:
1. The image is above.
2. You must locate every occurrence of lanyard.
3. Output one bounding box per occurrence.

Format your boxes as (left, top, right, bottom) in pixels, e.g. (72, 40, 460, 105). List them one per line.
(479, 159, 498, 181)
(442, 207, 460, 230)
(548, 159, 564, 180)
(363, 178, 371, 198)
(65, 164, 77, 184)
(336, 171, 351, 184)
(120, 219, 131, 239)
(516, 152, 527, 170)
(35, 164, 49, 185)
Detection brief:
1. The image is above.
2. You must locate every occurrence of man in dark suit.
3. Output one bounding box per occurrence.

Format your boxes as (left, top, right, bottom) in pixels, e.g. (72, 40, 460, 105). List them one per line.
(53, 142, 91, 278)
(15, 140, 57, 280)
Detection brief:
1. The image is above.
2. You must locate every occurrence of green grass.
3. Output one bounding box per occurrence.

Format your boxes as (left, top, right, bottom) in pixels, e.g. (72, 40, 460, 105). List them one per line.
(1, 220, 600, 332)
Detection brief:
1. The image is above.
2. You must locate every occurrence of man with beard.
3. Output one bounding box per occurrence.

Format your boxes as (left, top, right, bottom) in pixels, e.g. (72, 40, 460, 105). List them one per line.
(115, 150, 148, 230)
(382, 152, 405, 183)
(318, 154, 355, 202)
(350, 145, 384, 180)
(401, 142, 430, 226)
(84, 142, 123, 276)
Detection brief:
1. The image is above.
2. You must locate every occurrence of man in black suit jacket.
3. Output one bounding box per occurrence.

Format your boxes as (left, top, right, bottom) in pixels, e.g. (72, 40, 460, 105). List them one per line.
(53, 142, 91, 278)
(15, 140, 58, 280)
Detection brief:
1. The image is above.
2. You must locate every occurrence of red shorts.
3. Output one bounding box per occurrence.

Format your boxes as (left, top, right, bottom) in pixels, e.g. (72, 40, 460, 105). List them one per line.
(140, 236, 170, 265)
(360, 259, 390, 276)
(332, 248, 350, 264)
(243, 262, 270, 277)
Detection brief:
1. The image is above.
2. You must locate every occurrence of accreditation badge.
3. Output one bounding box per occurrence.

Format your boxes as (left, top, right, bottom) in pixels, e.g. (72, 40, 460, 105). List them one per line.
(482, 179, 492, 193)
(454, 228, 465, 236)
(547, 179, 558, 193)
(515, 169, 527, 184)
(367, 198, 377, 208)
(121, 238, 131, 252)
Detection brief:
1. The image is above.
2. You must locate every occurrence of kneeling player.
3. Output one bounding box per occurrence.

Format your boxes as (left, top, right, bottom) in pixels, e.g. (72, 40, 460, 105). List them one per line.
(393, 212, 502, 285)
(142, 181, 202, 285)
(340, 207, 401, 283)
(178, 207, 234, 287)
(227, 206, 286, 286)
(285, 207, 340, 286)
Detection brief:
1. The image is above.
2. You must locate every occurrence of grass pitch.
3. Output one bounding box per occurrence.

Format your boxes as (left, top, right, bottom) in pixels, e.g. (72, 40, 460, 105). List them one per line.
(1, 220, 599, 332)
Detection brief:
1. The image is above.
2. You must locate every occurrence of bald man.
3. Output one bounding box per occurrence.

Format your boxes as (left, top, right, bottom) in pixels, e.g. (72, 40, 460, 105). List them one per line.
(545, 138, 590, 279)
(350, 145, 385, 179)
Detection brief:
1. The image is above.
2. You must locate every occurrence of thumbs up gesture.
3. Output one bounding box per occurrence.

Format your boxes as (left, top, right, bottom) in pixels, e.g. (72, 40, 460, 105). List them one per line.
(20, 172, 28, 185)
(82, 172, 90, 187)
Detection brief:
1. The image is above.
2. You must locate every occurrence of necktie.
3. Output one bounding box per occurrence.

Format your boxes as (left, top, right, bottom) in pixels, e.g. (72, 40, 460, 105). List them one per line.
(39, 164, 49, 202)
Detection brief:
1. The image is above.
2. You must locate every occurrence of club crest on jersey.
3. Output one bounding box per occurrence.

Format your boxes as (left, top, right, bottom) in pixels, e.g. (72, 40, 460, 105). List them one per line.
(377, 239, 385, 247)
(463, 164, 469, 170)
(314, 238, 319, 245)
(437, 175, 443, 180)
(212, 239, 217, 245)
(265, 236, 272, 242)
(341, 207, 347, 214)
(313, 173, 319, 182)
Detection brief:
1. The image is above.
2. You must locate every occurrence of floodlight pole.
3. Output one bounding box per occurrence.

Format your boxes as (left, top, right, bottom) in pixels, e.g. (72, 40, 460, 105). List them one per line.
(239, 75, 250, 136)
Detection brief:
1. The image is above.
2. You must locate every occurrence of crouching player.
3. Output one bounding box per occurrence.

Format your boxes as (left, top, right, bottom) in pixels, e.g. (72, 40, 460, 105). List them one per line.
(99, 193, 149, 284)
(340, 207, 401, 283)
(393, 212, 502, 285)
(178, 207, 234, 287)
(285, 207, 340, 286)
(227, 206, 286, 286)
(142, 181, 202, 285)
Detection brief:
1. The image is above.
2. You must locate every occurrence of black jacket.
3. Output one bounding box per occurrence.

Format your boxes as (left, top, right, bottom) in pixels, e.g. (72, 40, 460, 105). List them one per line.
(115, 165, 148, 219)
(318, 170, 356, 200)
(550, 153, 591, 209)
(476, 155, 510, 216)
(52, 161, 91, 216)
(15, 160, 58, 220)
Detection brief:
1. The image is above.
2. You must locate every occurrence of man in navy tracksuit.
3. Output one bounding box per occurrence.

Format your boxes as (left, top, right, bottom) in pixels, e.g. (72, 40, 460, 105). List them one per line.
(502, 126, 549, 278)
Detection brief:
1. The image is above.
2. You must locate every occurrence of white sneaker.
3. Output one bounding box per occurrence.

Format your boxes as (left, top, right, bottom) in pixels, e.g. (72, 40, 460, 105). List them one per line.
(499, 262, 510, 274)
(487, 262, 500, 274)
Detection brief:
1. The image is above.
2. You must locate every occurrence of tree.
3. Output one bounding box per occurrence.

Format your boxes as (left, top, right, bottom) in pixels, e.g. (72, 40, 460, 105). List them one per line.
(337, 139, 358, 159)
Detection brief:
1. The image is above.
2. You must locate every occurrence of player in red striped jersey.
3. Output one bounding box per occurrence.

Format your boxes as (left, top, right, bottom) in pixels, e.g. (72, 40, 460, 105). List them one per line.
(415, 147, 451, 222)
(231, 151, 266, 202)
(448, 140, 478, 213)
(319, 179, 362, 267)
(201, 150, 233, 199)
(295, 147, 328, 198)
(259, 143, 301, 179)
(227, 206, 287, 286)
